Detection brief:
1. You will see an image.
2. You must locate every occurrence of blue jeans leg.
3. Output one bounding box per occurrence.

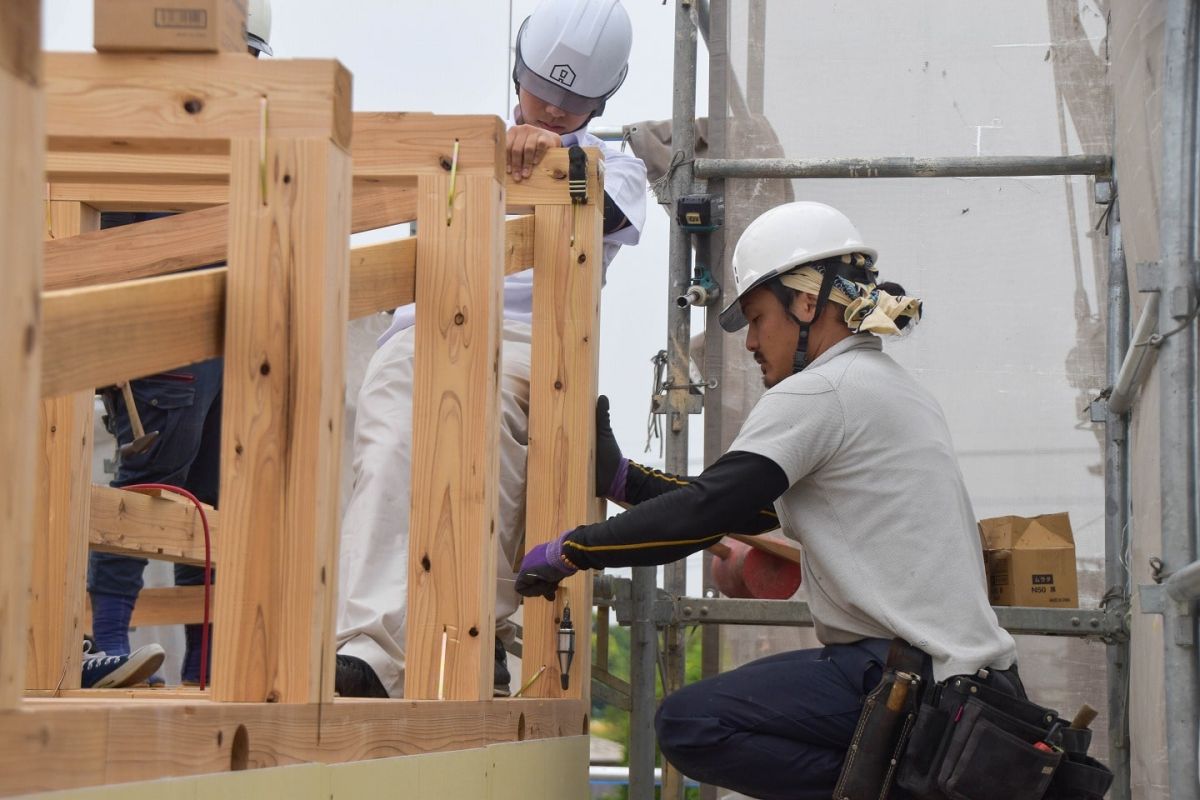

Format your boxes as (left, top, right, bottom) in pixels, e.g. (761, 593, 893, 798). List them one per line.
(654, 640, 891, 800)
(87, 360, 223, 608)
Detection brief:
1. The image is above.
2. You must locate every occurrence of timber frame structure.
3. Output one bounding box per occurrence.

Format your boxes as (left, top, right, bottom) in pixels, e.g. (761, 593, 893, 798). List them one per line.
(1, 8, 604, 795)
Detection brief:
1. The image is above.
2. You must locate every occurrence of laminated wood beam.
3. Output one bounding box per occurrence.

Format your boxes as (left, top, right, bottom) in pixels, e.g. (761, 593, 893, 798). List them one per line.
(404, 172, 505, 701)
(521, 156, 604, 700)
(0, 0, 42, 710)
(211, 137, 352, 704)
(39, 216, 531, 396)
(0, 697, 585, 796)
(45, 53, 352, 150)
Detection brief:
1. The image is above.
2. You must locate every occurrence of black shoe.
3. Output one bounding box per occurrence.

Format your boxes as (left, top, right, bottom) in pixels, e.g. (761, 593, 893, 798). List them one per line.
(494, 637, 511, 697)
(335, 654, 388, 698)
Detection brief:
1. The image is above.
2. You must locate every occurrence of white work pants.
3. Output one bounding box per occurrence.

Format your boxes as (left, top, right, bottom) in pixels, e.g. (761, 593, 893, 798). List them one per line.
(336, 320, 531, 697)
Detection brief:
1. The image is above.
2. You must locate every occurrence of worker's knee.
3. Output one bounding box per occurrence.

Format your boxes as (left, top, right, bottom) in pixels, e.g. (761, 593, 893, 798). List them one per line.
(654, 687, 724, 770)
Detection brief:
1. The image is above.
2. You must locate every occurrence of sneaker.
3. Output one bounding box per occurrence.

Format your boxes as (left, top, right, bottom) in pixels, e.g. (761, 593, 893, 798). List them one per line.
(334, 654, 388, 698)
(494, 637, 511, 698)
(82, 642, 166, 689)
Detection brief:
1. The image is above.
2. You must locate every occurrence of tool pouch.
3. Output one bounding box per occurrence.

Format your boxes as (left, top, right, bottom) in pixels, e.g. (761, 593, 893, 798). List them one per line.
(895, 674, 1113, 800)
(834, 667, 922, 800)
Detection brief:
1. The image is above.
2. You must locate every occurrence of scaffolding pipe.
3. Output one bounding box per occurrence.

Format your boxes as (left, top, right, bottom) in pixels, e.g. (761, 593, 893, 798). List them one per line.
(693, 154, 1112, 180)
(655, 3, 701, 799)
(1103, 201, 1132, 800)
(1156, 0, 1200, 796)
(1108, 293, 1160, 415)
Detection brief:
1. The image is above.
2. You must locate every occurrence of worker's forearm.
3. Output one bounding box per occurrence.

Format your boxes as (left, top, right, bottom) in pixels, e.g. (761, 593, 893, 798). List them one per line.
(564, 451, 787, 569)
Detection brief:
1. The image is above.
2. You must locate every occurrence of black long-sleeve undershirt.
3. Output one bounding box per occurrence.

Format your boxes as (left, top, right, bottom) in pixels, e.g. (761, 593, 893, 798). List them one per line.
(562, 450, 788, 569)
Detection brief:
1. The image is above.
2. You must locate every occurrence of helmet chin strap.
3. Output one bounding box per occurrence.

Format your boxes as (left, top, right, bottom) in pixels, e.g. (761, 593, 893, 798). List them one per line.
(769, 264, 842, 375)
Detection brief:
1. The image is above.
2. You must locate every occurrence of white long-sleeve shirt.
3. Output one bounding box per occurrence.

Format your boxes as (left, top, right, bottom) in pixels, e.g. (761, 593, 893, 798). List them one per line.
(377, 121, 647, 347)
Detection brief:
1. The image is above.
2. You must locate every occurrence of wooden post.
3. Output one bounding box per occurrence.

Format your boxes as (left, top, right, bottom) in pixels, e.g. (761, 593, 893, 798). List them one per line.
(404, 170, 506, 701)
(522, 154, 604, 700)
(0, 0, 43, 710)
(211, 136, 352, 704)
(26, 202, 98, 693)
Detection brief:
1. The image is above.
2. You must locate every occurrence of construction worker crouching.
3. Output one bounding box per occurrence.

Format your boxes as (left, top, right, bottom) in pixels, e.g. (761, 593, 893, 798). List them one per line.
(516, 201, 1022, 800)
(333, 0, 647, 698)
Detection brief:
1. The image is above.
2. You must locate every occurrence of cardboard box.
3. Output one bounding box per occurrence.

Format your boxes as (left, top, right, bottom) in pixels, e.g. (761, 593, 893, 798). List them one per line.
(978, 513, 1078, 608)
(94, 0, 247, 53)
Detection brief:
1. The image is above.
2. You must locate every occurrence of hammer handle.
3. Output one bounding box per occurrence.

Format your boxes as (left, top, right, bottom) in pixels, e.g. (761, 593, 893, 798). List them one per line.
(120, 382, 146, 439)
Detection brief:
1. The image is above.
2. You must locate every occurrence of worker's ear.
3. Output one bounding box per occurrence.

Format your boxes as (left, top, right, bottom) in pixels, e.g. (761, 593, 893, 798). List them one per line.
(790, 291, 818, 324)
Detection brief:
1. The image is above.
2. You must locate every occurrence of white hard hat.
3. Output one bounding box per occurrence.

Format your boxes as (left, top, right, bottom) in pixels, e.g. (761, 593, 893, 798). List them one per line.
(246, 0, 272, 56)
(719, 201, 877, 332)
(513, 0, 633, 117)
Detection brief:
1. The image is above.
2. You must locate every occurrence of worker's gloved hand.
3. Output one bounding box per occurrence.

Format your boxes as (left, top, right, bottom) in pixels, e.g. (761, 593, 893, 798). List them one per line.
(516, 531, 579, 600)
(596, 395, 628, 501)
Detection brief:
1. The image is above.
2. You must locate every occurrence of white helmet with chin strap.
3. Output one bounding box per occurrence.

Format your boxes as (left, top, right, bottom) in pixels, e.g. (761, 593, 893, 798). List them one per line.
(246, 0, 272, 56)
(719, 201, 877, 333)
(513, 0, 633, 120)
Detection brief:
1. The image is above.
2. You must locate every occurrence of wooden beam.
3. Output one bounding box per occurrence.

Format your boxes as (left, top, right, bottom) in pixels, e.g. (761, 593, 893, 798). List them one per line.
(44, 205, 226, 290)
(90, 485, 217, 566)
(41, 268, 225, 398)
(39, 214, 531, 396)
(349, 215, 535, 320)
(505, 148, 603, 212)
(522, 157, 604, 700)
(404, 172, 505, 701)
(1, 697, 585, 796)
(212, 137, 351, 704)
(46, 53, 353, 150)
(0, 0, 42, 710)
(28, 203, 98, 694)
(352, 113, 505, 182)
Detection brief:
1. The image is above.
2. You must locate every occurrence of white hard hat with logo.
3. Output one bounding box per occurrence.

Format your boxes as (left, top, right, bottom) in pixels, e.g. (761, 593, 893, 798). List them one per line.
(513, 0, 633, 117)
(719, 201, 877, 332)
(246, 0, 272, 56)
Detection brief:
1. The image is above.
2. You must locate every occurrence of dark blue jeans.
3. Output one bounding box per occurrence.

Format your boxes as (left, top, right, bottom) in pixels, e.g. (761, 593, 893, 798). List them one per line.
(87, 359, 223, 596)
(654, 639, 899, 800)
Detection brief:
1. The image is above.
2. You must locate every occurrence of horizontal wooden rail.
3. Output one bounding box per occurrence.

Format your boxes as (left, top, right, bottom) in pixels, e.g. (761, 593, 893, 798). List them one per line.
(3, 697, 586, 796)
(42, 217, 535, 397)
(83, 585, 208, 628)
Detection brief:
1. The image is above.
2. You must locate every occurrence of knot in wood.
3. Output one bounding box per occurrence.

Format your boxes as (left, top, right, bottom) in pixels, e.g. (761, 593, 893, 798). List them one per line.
(182, 98, 204, 115)
(453, 312, 465, 326)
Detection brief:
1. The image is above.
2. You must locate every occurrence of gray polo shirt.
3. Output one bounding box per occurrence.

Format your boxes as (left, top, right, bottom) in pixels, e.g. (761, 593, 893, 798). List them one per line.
(729, 333, 1016, 680)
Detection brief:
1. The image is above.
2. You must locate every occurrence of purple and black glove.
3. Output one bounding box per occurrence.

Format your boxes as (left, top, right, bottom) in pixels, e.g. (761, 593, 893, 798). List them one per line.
(516, 531, 579, 600)
(596, 395, 628, 502)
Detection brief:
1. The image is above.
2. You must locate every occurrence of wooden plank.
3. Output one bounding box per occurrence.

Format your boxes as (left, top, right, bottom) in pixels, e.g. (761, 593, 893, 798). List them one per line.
(212, 137, 351, 704)
(0, 5, 43, 709)
(404, 172, 505, 701)
(353, 113, 505, 182)
(522, 159, 604, 700)
(0, 697, 585, 796)
(46, 53, 353, 150)
(90, 485, 218, 566)
(47, 180, 229, 211)
(41, 268, 226, 398)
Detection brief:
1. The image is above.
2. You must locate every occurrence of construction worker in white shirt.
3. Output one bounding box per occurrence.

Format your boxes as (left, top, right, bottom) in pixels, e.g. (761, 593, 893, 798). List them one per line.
(335, 0, 647, 698)
(516, 202, 1021, 799)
